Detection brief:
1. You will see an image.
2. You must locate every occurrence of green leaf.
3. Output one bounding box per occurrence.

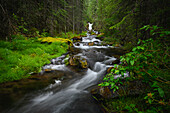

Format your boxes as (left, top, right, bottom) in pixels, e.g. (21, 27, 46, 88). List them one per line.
(105, 82, 110, 86)
(144, 96, 148, 99)
(115, 70, 119, 74)
(111, 82, 115, 87)
(158, 88, 164, 97)
(114, 64, 117, 67)
(148, 99, 152, 104)
(130, 60, 135, 66)
(137, 39, 141, 44)
(116, 86, 119, 89)
(132, 47, 137, 52)
(114, 88, 116, 91)
(126, 57, 130, 63)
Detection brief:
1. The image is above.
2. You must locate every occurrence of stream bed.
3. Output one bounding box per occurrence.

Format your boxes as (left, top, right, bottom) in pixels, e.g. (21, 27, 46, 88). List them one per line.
(0, 33, 126, 113)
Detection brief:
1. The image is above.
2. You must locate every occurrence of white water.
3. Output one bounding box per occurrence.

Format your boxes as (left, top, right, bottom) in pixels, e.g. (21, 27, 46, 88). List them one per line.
(74, 36, 113, 49)
(8, 62, 107, 113)
(88, 23, 93, 31)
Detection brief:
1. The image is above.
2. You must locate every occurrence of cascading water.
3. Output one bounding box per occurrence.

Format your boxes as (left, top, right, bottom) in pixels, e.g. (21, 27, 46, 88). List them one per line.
(3, 32, 126, 113)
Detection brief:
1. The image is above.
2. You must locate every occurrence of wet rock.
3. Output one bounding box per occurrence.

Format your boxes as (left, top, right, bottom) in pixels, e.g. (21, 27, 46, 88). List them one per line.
(75, 43, 80, 46)
(88, 42, 94, 46)
(44, 69, 52, 72)
(112, 59, 120, 65)
(68, 55, 88, 69)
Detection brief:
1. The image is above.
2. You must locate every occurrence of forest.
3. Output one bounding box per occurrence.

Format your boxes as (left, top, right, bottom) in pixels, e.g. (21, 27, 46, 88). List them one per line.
(0, 0, 169, 113)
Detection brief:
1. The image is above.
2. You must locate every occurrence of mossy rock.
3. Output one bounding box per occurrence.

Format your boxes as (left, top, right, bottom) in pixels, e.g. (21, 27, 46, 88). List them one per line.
(88, 42, 94, 46)
(68, 56, 88, 69)
(38, 37, 73, 46)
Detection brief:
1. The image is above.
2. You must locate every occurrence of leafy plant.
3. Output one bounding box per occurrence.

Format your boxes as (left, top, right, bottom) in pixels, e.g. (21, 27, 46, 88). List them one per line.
(99, 25, 169, 112)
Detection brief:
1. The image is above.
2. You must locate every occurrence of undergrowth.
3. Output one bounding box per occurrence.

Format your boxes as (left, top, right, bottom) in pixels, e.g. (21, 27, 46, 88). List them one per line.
(0, 35, 68, 83)
(99, 25, 170, 112)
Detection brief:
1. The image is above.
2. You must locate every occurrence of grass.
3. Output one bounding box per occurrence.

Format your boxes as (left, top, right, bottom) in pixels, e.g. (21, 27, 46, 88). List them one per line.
(0, 34, 69, 83)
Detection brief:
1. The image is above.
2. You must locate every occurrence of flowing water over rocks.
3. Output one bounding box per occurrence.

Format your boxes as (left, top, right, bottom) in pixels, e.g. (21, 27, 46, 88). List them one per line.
(0, 33, 126, 113)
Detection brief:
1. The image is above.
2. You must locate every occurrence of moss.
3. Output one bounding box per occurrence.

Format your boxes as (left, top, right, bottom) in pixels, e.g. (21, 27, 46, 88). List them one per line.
(0, 35, 68, 83)
(38, 37, 73, 46)
(79, 57, 88, 69)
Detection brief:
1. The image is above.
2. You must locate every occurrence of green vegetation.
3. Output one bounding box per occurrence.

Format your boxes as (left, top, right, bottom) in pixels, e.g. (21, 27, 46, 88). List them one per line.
(84, 0, 169, 46)
(99, 26, 170, 112)
(1, 0, 85, 39)
(0, 35, 68, 83)
(84, 0, 170, 111)
(0, 0, 169, 112)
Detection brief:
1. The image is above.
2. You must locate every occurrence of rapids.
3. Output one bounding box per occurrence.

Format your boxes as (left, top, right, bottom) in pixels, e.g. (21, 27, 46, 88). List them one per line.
(2, 32, 126, 113)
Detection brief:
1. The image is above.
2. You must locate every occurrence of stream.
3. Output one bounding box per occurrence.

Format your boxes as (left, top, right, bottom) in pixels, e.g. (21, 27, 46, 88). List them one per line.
(1, 32, 126, 113)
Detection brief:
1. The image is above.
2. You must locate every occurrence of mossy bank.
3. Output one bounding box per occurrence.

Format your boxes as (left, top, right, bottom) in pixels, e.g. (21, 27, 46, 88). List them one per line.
(0, 35, 70, 83)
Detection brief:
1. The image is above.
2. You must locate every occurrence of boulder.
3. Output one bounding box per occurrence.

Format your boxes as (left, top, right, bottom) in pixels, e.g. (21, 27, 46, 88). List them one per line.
(68, 56, 88, 69)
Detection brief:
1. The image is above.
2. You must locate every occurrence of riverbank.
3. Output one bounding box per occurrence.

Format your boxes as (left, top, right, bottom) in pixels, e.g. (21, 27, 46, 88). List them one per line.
(0, 34, 69, 83)
(91, 27, 170, 112)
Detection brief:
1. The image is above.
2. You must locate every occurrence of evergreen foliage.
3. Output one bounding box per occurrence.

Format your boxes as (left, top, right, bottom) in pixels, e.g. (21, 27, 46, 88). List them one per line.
(0, 0, 84, 39)
(84, 0, 169, 45)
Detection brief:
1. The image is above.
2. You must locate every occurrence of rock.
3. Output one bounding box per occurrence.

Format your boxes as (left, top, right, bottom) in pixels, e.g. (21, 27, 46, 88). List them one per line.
(88, 42, 94, 46)
(72, 36, 82, 42)
(75, 43, 80, 46)
(44, 69, 52, 72)
(68, 55, 88, 69)
(99, 87, 112, 98)
(112, 59, 120, 64)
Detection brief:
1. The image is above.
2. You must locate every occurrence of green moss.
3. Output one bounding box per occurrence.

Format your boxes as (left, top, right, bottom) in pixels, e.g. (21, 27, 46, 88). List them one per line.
(0, 35, 68, 83)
